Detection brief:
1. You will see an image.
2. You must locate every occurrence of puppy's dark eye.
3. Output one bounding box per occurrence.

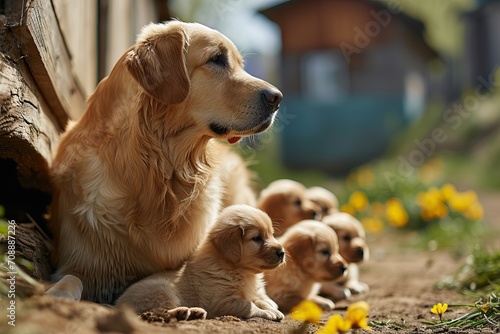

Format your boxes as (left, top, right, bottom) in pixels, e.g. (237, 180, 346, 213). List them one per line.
(342, 235, 351, 242)
(208, 53, 226, 67)
(252, 235, 263, 243)
(294, 199, 302, 207)
(320, 248, 331, 257)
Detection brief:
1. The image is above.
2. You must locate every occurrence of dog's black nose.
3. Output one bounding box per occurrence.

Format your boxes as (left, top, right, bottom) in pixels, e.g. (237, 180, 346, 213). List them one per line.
(356, 248, 364, 259)
(261, 88, 282, 112)
(276, 249, 285, 261)
(341, 265, 348, 273)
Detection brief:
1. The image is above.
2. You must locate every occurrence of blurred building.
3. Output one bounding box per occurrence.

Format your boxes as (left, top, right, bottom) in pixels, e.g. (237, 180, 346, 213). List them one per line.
(261, 0, 440, 174)
(463, 0, 500, 92)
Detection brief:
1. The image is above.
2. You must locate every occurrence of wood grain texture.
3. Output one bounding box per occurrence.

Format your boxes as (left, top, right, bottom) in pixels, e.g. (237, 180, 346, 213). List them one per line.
(0, 51, 60, 192)
(9, 0, 86, 124)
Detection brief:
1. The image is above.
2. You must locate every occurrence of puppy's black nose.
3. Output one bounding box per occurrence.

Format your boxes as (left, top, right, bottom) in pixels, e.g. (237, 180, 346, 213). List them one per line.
(276, 249, 285, 261)
(356, 248, 364, 259)
(261, 88, 282, 112)
(341, 265, 348, 273)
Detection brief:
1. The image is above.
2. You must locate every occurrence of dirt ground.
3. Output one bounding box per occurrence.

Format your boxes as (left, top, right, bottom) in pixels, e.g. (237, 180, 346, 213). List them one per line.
(2, 193, 499, 334)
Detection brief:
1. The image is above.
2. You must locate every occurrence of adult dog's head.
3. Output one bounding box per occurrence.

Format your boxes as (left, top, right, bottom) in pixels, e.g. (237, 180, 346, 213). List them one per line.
(120, 21, 281, 143)
(257, 179, 322, 236)
(210, 205, 285, 272)
(322, 213, 369, 264)
(281, 220, 347, 282)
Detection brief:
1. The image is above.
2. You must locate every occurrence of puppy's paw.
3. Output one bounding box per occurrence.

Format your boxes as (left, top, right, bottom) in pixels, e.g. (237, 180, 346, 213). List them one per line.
(166, 306, 207, 321)
(261, 309, 281, 321)
(310, 295, 335, 311)
(346, 280, 369, 294)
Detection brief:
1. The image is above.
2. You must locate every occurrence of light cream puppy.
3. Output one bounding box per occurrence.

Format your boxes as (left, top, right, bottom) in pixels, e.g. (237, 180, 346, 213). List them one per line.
(305, 186, 339, 216)
(264, 220, 347, 313)
(257, 179, 321, 236)
(48, 20, 282, 303)
(116, 205, 285, 321)
(320, 212, 370, 301)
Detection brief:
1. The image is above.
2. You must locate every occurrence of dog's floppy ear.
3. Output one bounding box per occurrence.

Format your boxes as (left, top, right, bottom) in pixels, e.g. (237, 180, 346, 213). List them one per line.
(285, 234, 315, 272)
(211, 225, 244, 265)
(125, 24, 190, 104)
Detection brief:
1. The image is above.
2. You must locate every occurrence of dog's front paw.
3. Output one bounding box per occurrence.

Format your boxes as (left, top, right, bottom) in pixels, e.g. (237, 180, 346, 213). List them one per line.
(346, 280, 369, 294)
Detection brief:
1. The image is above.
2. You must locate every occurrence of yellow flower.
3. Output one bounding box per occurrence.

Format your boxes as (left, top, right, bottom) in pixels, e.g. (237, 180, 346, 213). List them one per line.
(361, 217, 384, 234)
(349, 191, 369, 212)
(340, 203, 356, 216)
(464, 202, 484, 221)
(417, 188, 448, 221)
(385, 198, 409, 228)
(345, 301, 371, 330)
(440, 183, 456, 201)
(290, 300, 323, 325)
(318, 314, 352, 334)
(448, 190, 478, 213)
(431, 302, 448, 321)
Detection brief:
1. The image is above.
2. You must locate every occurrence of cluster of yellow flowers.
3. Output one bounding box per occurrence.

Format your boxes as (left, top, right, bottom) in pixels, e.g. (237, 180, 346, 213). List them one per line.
(291, 300, 371, 334)
(340, 191, 410, 234)
(417, 184, 484, 221)
(339, 181, 484, 235)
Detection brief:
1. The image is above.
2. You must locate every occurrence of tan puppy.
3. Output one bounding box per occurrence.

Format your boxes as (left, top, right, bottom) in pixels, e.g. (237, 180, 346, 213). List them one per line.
(48, 21, 282, 303)
(264, 220, 347, 313)
(257, 179, 321, 236)
(305, 186, 339, 216)
(320, 213, 370, 301)
(116, 205, 285, 321)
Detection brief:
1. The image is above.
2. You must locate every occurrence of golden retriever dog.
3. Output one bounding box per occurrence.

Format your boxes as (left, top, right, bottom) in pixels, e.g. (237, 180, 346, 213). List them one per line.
(264, 220, 347, 313)
(116, 205, 285, 321)
(257, 179, 321, 236)
(48, 21, 282, 303)
(320, 212, 370, 301)
(305, 186, 339, 216)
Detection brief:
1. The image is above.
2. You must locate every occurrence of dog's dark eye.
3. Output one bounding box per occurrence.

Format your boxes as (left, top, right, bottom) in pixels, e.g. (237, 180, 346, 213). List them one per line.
(208, 53, 226, 67)
(252, 235, 263, 243)
(342, 235, 351, 242)
(294, 199, 302, 207)
(320, 248, 331, 257)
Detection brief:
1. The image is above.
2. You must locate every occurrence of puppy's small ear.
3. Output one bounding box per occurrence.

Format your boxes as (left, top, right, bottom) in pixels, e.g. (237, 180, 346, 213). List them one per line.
(126, 25, 190, 104)
(211, 226, 244, 264)
(285, 235, 314, 272)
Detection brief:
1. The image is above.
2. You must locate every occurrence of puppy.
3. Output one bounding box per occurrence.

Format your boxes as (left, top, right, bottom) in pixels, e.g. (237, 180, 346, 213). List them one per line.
(320, 213, 370, 301)
(48, 21, 282, 303)
(116, 205, 285, 321)
(305, 186, 339, 216)
(264, 220, 347, 313)
(257, 179, 321, 236)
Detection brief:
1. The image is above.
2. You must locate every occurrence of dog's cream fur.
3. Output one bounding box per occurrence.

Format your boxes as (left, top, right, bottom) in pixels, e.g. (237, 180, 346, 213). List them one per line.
(257, 179, 321, 237)
(264, 220, 347, 312)
(320, 213, 370, 301)
(48, 21, 281, 303)
(116, 205, 285, 321)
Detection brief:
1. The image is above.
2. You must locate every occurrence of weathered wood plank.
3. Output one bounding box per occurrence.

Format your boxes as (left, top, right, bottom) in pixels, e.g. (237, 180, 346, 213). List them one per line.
(7, 0, 86, 124)
(52, 0, 97, 95)
(0, 51, 60, 192)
